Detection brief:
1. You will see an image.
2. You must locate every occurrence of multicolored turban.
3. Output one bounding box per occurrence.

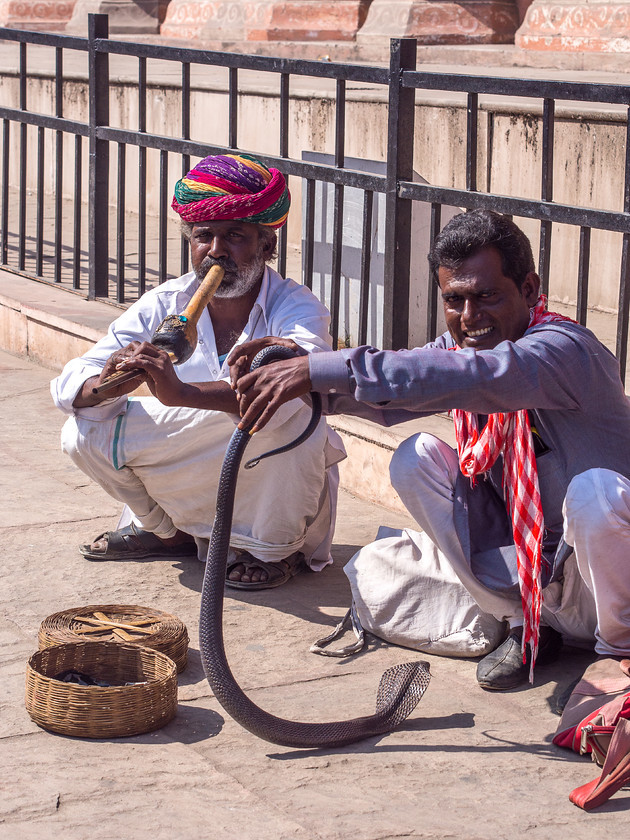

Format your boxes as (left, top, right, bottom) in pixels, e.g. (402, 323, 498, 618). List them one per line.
(171, 153, 290, 229)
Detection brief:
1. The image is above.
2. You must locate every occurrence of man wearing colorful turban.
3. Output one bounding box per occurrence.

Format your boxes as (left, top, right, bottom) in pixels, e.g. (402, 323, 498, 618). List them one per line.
(51, 153, 345, 589)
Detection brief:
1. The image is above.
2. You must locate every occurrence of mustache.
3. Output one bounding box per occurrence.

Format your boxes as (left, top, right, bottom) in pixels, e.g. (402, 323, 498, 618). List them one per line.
(202, 255, 238, 273)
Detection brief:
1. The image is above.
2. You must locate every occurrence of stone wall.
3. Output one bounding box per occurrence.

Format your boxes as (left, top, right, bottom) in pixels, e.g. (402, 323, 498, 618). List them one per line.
(0, 68, 626, 318)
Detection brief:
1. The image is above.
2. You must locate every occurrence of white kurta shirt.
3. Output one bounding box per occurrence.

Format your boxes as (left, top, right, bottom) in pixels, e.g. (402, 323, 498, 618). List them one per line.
(51, 265, 334, 422)
(53, 265, 345, 566)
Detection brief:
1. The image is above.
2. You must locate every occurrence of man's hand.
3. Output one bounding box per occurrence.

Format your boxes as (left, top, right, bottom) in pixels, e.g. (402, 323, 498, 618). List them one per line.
(235, 354, 312, 432)
(227, 336, 304, 392)
(114, 342, 190, 406)
(73, 341, 150, 407)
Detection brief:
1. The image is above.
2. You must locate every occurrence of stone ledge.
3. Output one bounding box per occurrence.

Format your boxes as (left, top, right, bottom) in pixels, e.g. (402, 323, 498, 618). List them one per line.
(0, 269, 118, 369)
(140, 31, 630, 72)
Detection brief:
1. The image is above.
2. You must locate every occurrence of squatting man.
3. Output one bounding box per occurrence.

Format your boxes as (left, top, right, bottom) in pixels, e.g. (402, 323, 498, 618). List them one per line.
(230, 210, 630, 691)
(51, 152, 345, 590)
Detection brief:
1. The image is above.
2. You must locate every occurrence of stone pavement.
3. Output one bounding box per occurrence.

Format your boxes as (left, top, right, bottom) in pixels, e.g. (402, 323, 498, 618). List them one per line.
(0, 345, 626, 839)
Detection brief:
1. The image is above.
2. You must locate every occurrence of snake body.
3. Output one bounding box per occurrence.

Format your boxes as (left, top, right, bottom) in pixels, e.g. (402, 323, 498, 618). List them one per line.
(199, 345, 431, 748)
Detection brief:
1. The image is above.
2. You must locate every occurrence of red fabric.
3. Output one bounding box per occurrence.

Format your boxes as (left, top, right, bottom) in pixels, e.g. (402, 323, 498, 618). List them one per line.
(553, 694, 630, 753)
(569, 717, 630, 810)
(452, 295, 575, 679)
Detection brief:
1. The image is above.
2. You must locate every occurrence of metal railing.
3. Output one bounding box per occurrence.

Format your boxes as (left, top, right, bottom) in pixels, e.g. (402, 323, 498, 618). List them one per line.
(1, 17, 629, 373)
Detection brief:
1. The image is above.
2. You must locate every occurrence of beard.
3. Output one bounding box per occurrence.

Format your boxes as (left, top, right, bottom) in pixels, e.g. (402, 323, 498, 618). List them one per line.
(195, 251, 266, 299)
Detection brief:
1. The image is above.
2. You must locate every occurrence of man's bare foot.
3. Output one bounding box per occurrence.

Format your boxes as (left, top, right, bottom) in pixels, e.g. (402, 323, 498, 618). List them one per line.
(227, 562, 270, 585)
(225, 551, 305, 590)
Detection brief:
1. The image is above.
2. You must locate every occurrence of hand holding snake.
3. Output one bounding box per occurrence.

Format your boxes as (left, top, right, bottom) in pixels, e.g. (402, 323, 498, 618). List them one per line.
(229, 338, 313, 433)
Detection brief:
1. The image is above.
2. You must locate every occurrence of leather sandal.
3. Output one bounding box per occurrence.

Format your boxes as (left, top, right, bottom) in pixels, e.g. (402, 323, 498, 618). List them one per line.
(225, 550, 305, 590)
(80, 523, 198, 561)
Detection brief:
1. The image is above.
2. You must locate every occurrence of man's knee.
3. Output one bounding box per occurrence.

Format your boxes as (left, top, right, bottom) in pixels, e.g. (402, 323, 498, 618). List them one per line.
(60, 417, 80, 462)
(565, 468, 630, 536)
(390, 433, 455, 494)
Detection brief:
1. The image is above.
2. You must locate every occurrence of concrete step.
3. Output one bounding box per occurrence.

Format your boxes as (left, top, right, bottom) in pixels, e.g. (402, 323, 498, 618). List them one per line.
(0, 268, 455, 513)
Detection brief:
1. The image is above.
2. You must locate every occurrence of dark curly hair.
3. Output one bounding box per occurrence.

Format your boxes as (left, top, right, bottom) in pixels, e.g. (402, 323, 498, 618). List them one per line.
(428, 209, 536, 291)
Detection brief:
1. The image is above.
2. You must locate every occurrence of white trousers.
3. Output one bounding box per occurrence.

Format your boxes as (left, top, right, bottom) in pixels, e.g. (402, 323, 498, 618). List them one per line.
(390, 433, 630, 657)
(62, 397, 345, 569)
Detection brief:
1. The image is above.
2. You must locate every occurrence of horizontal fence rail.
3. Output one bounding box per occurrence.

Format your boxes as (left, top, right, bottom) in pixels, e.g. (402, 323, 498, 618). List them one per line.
(0, 16, 629, 377)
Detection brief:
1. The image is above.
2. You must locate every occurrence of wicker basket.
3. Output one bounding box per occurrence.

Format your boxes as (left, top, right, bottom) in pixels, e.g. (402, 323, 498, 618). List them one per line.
(38, 604, 189, 673)
(25, 641, 178, 738)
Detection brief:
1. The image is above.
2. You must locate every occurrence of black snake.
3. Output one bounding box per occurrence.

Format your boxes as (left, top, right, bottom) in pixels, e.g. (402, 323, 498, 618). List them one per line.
(199, 345, 431, 748)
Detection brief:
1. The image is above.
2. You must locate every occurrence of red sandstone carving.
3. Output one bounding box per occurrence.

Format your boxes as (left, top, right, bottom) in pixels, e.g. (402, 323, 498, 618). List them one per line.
(0, 0, 77, 29)
(516, 0, 630, 51)
(162, 0, 373, 42)
(357, 0, 519, 45)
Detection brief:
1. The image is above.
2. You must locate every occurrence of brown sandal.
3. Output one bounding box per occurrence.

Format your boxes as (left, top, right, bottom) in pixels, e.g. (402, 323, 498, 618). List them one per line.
(80, 523, 198, 561)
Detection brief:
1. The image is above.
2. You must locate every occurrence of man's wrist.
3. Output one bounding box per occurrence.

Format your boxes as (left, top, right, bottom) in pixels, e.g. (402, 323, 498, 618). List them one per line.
(72, 376, 103, 408)
(308, 350, 352, 395)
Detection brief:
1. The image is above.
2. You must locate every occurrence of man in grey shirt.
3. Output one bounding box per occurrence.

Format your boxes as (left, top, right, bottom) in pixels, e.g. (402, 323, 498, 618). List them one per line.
(229, 210, 630, 691)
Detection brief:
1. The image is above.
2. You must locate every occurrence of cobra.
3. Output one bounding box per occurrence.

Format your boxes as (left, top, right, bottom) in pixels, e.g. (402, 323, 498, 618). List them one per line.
(199, 345, 431, 748)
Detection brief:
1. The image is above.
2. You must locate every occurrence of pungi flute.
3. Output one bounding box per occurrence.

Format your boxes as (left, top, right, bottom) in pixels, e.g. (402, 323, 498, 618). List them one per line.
(92, 264, 225, 396)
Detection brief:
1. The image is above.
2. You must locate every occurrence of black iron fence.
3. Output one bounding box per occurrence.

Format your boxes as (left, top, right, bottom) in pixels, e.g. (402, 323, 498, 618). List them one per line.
(1, 17, 629, 372)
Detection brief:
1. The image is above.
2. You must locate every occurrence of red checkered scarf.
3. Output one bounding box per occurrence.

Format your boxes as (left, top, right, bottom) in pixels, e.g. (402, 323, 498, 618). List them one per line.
(452, 295, 575, 681)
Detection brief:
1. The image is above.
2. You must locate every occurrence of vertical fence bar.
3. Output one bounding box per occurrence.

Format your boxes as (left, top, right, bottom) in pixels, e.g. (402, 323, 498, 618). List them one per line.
(88, 13, 110, 298)
(615, 108, 630, 379)
(330, 78, 346, 348)
(618, 235, 630, 381)
(485, 111, 494, 193)
(303, 178, 315, 291)
(330, 181, 344, 348)
(383, 38, 416, 350)
(36, 126, 44, 276)
(159, 150, 168, 284)
(277, 72, 290, 279)
(576, 226, 590, 326)
(426, 202, 442, 343)
(116, 143, 126, 302)
(358, 190, 373, 346)
(54, 47, 63, 283)
(2, 119, 9, 265)
(138, 56, 147, 295)
(18, 42, 27, 271)
(180, 61, 191, 277)
(538, 97, 555, 296)
(466, 92, 478, 193)
(228, 66, 238, 149)
(73, 135, 82, 289)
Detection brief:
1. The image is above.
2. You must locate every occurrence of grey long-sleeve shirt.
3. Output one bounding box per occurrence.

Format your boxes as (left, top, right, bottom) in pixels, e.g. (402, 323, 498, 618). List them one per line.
(309, 320, 630, 533)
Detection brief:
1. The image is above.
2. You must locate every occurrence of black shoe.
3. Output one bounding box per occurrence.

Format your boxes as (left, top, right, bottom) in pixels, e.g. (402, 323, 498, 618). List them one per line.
(476, 625, 563, 691)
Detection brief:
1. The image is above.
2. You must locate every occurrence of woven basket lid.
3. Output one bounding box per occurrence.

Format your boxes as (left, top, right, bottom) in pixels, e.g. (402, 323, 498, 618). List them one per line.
(38, 604, 189, 673)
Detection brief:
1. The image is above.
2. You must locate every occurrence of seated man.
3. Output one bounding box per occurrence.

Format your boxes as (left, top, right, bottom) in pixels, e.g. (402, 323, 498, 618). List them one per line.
(51, 152, 345, 589)
(230, 209, 630, 687)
